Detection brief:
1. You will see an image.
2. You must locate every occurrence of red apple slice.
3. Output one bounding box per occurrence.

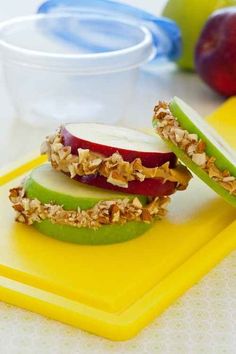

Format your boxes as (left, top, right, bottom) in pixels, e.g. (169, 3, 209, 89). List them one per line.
(60, 123, 178, 196)
(62, 123, 177, 168)
(73, 174, 176, 197)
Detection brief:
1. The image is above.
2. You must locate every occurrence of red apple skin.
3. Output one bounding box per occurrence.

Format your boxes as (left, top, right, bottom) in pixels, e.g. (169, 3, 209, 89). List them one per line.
(195, 7, 236, 97)
(67, 173, 177, 197)
(61, 126, 177, 168)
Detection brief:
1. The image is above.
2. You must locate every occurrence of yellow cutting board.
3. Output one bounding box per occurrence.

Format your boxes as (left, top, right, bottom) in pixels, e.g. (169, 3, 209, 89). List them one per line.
(0, 99, 236, 341)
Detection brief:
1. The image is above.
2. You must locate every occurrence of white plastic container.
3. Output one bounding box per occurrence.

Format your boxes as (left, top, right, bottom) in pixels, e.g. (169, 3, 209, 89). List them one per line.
(0, 14, 153, 127)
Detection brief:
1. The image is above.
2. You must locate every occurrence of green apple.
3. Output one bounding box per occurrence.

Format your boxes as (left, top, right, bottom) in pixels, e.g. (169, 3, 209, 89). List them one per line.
(34, 219, 153, 245)
(163, 0, 236, 70)
(158, 97, 236, 207)
(25, 164, 147, 210)
(24, 164, 152, 244)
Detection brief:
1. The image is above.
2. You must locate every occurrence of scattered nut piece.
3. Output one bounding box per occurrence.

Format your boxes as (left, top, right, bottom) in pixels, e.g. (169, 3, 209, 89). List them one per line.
(192, 153, 207, 167)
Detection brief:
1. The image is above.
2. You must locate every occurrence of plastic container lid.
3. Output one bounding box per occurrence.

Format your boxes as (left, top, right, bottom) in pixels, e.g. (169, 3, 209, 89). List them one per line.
(38, 0, 181, 62)
(0, 14, 153, 73)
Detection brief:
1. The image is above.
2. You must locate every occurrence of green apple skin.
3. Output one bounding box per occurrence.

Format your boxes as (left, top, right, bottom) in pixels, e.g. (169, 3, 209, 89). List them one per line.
(34, 219, 154, 245)
(24, 164, 147, 211)
(163, 0, 236, 70)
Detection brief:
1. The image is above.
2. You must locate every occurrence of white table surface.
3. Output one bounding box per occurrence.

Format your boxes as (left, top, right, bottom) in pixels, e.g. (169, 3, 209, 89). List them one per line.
(0, 1, 235, 353)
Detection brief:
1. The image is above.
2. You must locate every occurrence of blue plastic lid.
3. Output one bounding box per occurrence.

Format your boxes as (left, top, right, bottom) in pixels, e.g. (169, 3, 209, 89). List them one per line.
(38, 0, 181, 62)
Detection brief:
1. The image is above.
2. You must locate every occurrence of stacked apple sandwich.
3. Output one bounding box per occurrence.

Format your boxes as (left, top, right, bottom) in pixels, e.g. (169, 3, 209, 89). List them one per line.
(9, 122, 192, 244)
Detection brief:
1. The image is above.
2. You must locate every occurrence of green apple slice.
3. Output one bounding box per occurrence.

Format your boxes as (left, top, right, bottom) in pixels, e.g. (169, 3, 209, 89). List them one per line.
(161, 97, 236, 207)
(25, 164, 147, 210)
(34, 219, 153, 245)
(165, 142, 236, 207)
(24, 164, 152, 244)
(170, 97, 236, 173)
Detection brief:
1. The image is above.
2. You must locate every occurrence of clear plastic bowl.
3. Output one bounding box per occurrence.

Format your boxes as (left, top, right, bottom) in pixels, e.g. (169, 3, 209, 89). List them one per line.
(0, 14, 153, 127)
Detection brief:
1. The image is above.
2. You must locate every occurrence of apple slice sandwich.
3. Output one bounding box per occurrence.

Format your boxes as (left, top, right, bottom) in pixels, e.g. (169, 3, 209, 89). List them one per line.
(41, 123, 191, 196)
(153, 97, 236, 207)
(9, 123, 192, 244)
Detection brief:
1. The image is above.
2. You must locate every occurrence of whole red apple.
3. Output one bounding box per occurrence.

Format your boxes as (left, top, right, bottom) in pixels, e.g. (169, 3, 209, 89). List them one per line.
(195, 7, 236, 97)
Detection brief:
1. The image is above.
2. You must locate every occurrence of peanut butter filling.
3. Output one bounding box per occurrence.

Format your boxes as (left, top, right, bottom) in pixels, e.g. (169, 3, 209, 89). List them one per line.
(9, 187, 170, 229)
(153, 101, 236, 196)
(40, 129, 192, 190)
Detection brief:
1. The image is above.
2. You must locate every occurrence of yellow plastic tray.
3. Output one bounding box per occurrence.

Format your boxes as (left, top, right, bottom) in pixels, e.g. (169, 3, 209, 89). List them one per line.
(0, 99, 236, 341)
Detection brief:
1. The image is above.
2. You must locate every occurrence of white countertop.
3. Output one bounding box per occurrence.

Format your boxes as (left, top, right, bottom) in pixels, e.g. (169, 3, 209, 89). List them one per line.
(0, 1, 235, 353)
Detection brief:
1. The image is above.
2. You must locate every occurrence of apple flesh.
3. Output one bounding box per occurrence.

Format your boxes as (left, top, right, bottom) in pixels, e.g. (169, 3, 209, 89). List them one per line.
(195, 7, 236, 96)
(62, 123, 177, 168)
(167, 97, 236, 207)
